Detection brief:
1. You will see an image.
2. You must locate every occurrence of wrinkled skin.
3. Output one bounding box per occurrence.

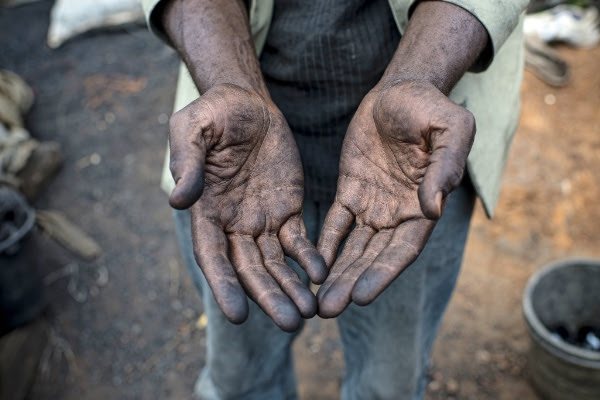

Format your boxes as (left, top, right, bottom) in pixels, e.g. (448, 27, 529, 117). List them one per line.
(316, 80, 476, 318)
(169, 84, 327, 332)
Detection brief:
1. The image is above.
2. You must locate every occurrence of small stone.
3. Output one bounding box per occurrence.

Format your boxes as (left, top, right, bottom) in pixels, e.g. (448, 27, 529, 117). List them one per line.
(476, 350, 491, 363)
(196, 313, 207, 330)
(182, 307, 195, 319)
(446, 379, 459, 394)
(158, 113, 169, 124)
(497, 357, 509, 371)
(96, 266, 109, 286)
(560, 179, 572, 195)
(171, 299, 183, 311)
(89, 285, 100, 297)
(428, 380, 441, 392)
(104, 112, 116, 124)
(90, 153, 101, 165)
(309, 343, 321, 353)
(584, 331, 600, 351)
(544, 93, 556, 105)
(131, 323, 142, 335)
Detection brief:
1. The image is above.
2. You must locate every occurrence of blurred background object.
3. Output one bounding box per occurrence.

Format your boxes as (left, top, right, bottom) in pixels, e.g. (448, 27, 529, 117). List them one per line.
(0, 187, 47, 400)
(526, 2, 600, 48)
(1, 6, 104, 399)
(523, 259, 600, 400)
(524, 36, 571, 87)
(528, 0, 600, 13)
(0, 70, 56, 400)
(0, 70, 63, 200)
(524, 0, 600, 86)
(46, 0, 144, 48)
(0, 187, 40, 334)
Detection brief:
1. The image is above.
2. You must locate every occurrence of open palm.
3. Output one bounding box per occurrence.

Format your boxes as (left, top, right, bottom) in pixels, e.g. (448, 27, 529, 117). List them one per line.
(317, 81, 476, 318)
(169, 84, 326, 331)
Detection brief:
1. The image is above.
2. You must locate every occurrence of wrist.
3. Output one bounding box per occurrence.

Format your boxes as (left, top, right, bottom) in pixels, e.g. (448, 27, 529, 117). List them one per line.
(200, 83, 280, 130)
(199, 77, 271, 101)
(374, 72, 442, 94)
(374, 1, 488, 96)
(163, 0, 270, 98)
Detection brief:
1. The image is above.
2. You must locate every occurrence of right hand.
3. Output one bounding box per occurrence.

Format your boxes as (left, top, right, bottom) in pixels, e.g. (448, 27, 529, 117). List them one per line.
(316, 81, 476, 317)
(169, 84, 327, 332)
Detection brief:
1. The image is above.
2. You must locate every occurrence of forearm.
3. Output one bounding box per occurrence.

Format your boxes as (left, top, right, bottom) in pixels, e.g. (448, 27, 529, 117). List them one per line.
(378, 0, 489, 95)
(162, 0, 269, 97)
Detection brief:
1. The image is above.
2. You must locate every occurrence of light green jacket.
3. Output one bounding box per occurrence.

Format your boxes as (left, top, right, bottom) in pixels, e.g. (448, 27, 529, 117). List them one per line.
(142, 0, 528, 217)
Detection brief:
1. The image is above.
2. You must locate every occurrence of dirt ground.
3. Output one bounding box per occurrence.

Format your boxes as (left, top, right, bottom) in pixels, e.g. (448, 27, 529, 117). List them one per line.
(1, 2, 599, 399)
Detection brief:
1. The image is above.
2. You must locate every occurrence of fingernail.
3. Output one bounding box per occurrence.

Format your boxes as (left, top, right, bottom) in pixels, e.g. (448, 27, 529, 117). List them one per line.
(435, 191, 443, 217)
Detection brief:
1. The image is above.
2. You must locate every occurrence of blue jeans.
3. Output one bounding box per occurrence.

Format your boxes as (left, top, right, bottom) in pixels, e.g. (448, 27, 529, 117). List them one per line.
(173, 180, 475, 400)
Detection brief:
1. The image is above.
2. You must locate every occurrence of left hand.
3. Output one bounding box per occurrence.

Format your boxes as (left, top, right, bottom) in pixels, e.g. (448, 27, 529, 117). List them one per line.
(169, 84, 326, 331)
(316, 80, 476, 318)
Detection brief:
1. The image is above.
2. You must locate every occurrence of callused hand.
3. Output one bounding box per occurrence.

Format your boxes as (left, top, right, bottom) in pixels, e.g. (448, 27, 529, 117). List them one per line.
(169, 84, 327, 331)
(316, 80, 476, 318)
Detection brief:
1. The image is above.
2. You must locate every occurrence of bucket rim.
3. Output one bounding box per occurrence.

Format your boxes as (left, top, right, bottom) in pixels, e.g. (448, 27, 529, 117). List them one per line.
(522, 258, 600, 366)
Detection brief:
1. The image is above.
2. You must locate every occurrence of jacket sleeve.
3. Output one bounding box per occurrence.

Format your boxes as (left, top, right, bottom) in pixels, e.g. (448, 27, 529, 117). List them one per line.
(140, 0, 172, 45)
(389, 0, 529, 71)
(139, 0, 272, 53)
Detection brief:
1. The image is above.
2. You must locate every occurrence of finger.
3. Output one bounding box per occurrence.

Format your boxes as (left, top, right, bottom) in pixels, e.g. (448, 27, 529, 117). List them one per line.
(191, 217, 248, 325)
(317, 202, 354, 268)
(318, 230, 392, 318)
(257, 234, 317, 318)
(279, 215, 327, 284)
(168, 111, 211, 210)
(418, 110, 475, 219)
(229, 234, 301, 332)
(317, 225, 376, 301)
(352, 218, 435, 306)
(317, 225, 375, 318)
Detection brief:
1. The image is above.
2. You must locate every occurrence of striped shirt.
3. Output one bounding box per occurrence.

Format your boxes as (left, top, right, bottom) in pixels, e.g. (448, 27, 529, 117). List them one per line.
(260, 0, 401, 203)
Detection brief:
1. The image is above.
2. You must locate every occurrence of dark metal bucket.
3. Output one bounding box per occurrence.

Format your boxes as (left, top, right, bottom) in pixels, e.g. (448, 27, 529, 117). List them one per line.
(523, 259, 600, 400)
(0, 188, 44, 336)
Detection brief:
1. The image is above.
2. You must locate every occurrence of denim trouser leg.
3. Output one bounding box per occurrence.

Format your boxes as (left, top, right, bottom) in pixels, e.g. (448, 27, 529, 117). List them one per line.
(338, 181, 476, 400)
(173, 180, 475, 400)
(172, 202, 322, 400)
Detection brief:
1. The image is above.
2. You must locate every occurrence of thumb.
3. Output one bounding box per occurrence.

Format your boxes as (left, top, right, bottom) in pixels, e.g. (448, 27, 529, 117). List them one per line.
(168, 109, 211, 210)
(418, 110, 475, 219)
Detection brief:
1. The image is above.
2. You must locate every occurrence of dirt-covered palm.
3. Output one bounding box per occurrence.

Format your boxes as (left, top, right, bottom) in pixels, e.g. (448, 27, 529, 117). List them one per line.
(317, 80, 476, 318)
(169, 84, 326, 332)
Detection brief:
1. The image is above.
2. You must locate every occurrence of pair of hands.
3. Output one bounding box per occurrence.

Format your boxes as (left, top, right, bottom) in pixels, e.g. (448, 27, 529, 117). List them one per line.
(168, 81, 475, 332)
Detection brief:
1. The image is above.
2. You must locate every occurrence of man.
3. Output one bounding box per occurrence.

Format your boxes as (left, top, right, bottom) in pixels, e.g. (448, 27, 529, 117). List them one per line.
(141, 0, 527, 398)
